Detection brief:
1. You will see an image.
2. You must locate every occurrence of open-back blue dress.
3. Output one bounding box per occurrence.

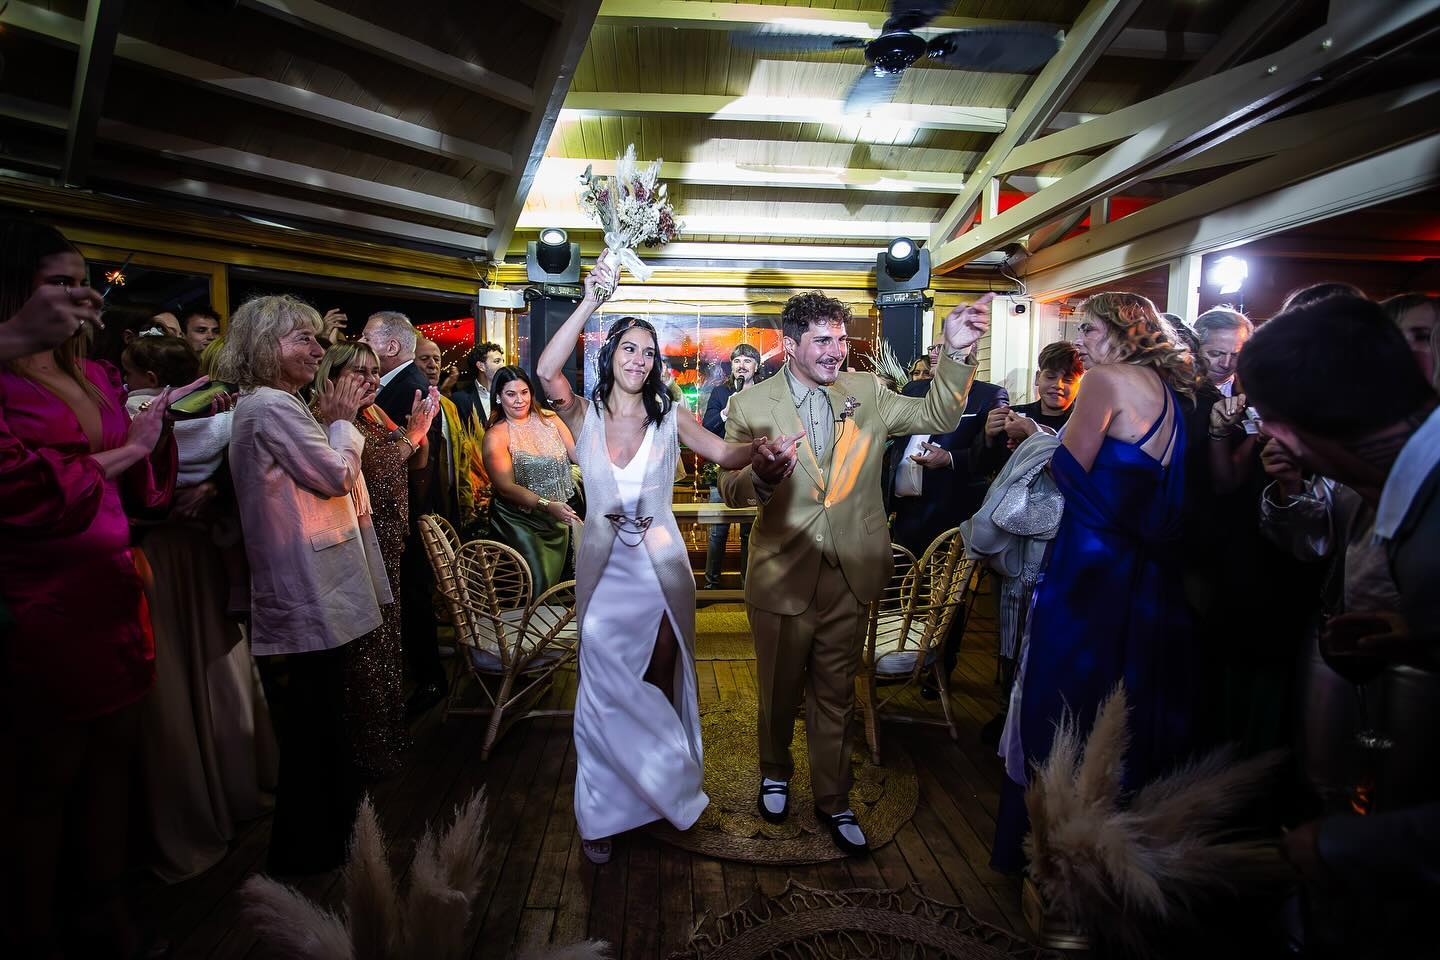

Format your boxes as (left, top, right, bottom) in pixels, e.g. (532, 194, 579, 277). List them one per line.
(992, 381, 1196, 872)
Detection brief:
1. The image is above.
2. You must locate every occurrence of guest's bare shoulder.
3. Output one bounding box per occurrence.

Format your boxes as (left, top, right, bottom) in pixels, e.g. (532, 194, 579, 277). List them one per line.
(482, 418, 510, 451)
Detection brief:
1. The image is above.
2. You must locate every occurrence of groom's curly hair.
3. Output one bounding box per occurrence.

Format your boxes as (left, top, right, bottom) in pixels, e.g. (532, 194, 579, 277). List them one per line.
(782, 291, 850, 344)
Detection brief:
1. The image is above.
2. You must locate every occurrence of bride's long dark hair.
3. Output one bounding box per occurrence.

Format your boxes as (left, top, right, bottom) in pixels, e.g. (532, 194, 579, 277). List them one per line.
(591, 316, 672, 426)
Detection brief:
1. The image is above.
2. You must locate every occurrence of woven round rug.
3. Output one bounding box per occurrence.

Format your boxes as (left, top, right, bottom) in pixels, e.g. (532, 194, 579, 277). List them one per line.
(647, 697, 917, 864)
(667, 881, 1058, 960)
(693, 609, 756, 660)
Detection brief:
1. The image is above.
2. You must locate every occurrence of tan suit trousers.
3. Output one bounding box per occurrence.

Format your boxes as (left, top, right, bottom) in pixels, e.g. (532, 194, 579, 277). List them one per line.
(748, 559, 865, 815)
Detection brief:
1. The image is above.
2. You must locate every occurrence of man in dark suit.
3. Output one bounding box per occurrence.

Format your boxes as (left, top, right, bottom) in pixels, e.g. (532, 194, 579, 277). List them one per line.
(451, 341, 504, 430)
(885, 343, 1006, 700)
(887, 343, 1009, 558)
(360, 310, 451, 716)
(702, 343, 763, 589)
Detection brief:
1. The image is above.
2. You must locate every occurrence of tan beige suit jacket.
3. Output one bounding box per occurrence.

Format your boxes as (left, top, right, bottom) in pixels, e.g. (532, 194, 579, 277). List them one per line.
(720, 353, 977, 615)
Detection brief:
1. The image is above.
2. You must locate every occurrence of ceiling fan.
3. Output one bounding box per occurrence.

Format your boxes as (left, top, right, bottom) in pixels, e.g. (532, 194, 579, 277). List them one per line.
(731, 0, 1063, 114)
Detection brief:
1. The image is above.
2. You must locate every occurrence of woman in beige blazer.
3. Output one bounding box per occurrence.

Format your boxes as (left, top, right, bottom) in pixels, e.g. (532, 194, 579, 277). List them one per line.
(217, 294, 395, 875)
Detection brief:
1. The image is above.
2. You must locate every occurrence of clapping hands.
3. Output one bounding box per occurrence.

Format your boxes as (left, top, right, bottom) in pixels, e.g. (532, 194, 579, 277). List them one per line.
(317, 371, 370, 425)
(127, 385, 176, 452)
(404, 386, 441, 445)
(751, 431, 805, 484)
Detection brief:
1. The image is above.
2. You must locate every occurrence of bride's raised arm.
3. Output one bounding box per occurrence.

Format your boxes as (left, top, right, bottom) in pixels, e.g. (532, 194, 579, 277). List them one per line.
(675, 411, 801, 471)
(535, 254, 618, 437)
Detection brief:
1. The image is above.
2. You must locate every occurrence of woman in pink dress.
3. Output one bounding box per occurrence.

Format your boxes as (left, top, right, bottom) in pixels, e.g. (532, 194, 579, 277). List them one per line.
(0, 220, 179, 957)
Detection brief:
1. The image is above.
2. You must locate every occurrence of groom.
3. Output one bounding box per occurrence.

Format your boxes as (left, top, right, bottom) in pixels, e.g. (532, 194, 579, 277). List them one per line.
(721, 290, 992, 855)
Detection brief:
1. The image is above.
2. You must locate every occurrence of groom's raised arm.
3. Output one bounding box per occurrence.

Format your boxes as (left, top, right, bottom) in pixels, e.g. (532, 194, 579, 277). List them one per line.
(874, 352, 977, 439)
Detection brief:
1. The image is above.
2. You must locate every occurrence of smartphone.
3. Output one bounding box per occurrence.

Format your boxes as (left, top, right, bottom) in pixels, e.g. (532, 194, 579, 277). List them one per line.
(169, 381, 236, 415)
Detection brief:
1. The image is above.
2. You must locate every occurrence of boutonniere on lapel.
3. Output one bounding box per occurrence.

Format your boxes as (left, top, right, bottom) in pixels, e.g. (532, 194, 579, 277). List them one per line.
(839, 395, 862, 423)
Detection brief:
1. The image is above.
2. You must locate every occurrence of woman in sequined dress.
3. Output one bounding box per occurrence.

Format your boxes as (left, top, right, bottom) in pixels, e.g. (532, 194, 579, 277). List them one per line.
(313, 342, 438, 780)
(481, 365, 582, 593)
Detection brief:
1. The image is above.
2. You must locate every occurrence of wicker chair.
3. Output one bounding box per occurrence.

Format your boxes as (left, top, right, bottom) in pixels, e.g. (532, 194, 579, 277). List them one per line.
(419, 513, 467, 636)
(856, 527, 973, 764)
(855, 542, 917, 764)
(423, 528, 579, 759)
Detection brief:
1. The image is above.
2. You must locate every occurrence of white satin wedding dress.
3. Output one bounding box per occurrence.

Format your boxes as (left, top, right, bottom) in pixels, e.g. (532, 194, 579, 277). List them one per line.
(572, 404, 708, 840)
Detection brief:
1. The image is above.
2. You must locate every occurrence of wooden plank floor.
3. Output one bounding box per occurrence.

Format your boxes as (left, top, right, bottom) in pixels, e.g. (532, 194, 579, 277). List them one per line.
(135, 598, 1022, 958)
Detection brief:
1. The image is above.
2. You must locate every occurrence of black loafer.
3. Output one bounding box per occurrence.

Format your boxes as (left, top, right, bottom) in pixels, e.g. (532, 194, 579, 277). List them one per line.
(757, 780, 790, 824)
(816, 807, 870, 857)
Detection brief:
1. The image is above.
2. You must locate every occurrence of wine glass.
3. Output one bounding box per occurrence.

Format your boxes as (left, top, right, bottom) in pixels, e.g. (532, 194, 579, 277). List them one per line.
(1319, 616, 1394, 813)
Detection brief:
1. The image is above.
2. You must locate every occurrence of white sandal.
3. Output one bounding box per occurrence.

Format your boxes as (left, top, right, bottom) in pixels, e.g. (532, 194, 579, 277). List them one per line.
(582, 838, 612, 865)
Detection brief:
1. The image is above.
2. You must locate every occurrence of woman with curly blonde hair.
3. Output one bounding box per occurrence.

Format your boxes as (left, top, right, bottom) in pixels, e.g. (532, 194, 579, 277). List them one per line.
(992, 291, 1199, 872)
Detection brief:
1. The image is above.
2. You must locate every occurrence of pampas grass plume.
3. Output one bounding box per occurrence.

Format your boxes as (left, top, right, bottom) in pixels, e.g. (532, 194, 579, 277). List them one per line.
(345, 797, 397, 960)
(516, 941, 613, 960)
(240, 875, 354, 960)
(1024, 682, 1288, 955)
(243, 788, 608, 960)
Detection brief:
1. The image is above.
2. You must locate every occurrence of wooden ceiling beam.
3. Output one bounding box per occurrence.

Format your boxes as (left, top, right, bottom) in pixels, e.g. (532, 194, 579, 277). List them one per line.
(0, 175, 485, 282)
(487, 0, 602, 265)
(61, 0, 126, 187)
(1153, 81, 1440, 179)
(518, 209, 933, 240)
(111, 171, 493, 253)
(97, 123, 498, 228)
(557, 240, 888, 262)
(929, 0, 1145, 248)
(1168, 0, 1304, 89)
(0, 95, 497, 228)
(934, 1, 1440, 273)
(0, 1, 515, 176)
(238, 0, 534, 111)
(536, 156, 968, 194)
(1021, 128, 1440, 302)
(560, 93, 1096, 134)
(592, 0, 1212, 60)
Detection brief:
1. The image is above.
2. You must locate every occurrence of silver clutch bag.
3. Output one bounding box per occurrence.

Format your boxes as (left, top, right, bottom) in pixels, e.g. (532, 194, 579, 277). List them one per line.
(992, 460, 1064, 538)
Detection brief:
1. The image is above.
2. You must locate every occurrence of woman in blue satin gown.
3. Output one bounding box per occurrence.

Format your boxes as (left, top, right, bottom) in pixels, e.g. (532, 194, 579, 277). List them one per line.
(992, 293, 1200, 872)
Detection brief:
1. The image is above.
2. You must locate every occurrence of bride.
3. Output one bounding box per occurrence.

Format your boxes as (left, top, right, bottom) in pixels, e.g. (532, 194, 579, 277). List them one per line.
(537, 258, 799, 864)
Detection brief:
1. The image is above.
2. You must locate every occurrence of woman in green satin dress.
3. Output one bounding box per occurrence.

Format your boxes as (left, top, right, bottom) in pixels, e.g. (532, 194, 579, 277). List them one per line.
(480, 365, 582, 592)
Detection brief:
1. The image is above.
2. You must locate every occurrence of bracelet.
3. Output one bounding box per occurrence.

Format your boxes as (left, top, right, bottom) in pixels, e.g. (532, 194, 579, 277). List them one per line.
(1208, 431, 1231, 440)
(536, 496, 551, 511)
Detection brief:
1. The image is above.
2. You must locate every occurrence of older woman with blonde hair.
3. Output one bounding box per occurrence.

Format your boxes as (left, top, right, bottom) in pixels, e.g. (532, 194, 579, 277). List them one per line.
(1382, 293, 1439, 390)
(216, 294, 397, 875)
(311, 340, 436, 780)
(993, 291, 1200, 872)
